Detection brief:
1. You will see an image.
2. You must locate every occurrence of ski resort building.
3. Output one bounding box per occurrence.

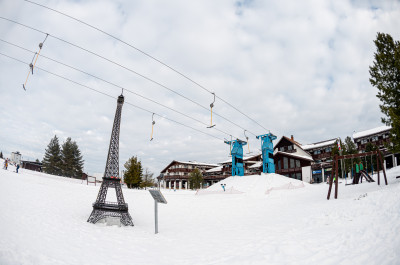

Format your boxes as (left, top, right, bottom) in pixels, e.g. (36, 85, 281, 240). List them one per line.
(160, 161, 219, 189)
(301, 138, 338, 183)
(353, 126, 399, 169)
(21, 160, 42, 171)
(10, 151, 21, 165)
(273, 136, 313, 182)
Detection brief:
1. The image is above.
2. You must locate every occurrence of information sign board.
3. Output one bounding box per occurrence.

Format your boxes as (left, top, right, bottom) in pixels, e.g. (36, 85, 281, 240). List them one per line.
(149, 190, 167, 204)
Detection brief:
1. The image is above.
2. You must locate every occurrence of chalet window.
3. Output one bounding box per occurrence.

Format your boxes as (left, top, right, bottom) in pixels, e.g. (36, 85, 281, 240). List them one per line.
(361, 139, 368, 144)
(314, 150, 321, 155)
(325, 147, 331, 153)
(290, 158, 295, 168)
(296, 172, 302, 180)
(295, 160, 300, 168)
(287, 145, 293, 151)
(280, 146, 285, 151)
(383, 134, 389, 139)
(278, 159, 281, 170)
(372, 136, 378, 142)
(283, 157, 288, 169)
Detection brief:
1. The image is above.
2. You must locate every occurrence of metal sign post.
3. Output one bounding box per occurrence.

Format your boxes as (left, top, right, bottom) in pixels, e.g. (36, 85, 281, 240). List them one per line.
(149, 190, 167, 234)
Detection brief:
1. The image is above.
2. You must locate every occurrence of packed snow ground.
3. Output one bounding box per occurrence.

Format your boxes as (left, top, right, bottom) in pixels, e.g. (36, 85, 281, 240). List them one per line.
(1, 158, 400, 265)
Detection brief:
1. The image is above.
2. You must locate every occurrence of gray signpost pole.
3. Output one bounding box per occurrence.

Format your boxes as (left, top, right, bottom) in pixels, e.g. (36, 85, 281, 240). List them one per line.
(149, 189, 167, 234)
(155, 200, 158, 234)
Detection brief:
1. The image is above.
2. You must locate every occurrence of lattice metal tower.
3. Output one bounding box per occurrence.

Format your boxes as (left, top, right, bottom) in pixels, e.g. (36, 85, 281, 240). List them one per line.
(87, 94, 133, 226)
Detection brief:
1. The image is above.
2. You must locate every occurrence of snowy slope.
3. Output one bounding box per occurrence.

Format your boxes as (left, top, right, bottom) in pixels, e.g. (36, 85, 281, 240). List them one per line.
(1, 158, 400, 265)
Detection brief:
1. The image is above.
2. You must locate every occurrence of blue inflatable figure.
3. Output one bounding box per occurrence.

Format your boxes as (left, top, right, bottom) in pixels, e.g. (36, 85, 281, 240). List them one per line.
(256, 133, 277, 173)
(224, 139, 247, 176)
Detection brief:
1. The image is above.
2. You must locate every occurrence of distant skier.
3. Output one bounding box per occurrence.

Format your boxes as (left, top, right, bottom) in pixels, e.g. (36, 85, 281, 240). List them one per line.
(16, 164, 20, 173)
(3, 160, 8, 170)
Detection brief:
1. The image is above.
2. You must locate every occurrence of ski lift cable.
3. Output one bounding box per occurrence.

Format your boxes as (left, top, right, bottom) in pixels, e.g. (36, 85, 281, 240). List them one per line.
(23, 0, 269, 133)
(0, 17, 257, 137)
(0, 38, 238, 139)
(0, 52, 225, 142)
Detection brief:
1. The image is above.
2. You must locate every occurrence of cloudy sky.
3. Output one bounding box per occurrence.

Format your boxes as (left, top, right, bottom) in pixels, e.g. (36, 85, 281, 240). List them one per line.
(0, 0, 399, 176)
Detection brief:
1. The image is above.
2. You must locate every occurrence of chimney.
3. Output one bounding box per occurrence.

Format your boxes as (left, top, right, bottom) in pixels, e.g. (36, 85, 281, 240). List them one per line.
(291, 135, 294, 141)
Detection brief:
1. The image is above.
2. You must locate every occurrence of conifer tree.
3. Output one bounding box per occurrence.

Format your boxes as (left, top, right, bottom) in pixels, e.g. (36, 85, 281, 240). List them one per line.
(369, 32, 400, 152)
(0, 151, 3, 159)
(42, 135, 62, 175)
(189, 168, 203, 189)
(123, 156, 143, 188)
(61, 138, 84, 178)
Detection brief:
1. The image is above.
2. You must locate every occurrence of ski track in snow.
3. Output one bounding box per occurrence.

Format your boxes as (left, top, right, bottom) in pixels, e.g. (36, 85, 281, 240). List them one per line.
(0, 158, 400, 265)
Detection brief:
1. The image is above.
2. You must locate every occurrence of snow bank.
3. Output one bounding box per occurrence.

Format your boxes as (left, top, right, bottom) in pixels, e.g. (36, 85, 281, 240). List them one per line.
(199, 173, 307, 195)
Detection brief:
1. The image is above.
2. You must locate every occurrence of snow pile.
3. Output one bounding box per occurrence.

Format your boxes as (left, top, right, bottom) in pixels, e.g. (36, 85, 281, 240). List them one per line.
(265, 181, 305, 194)
(202, 173, 307, 195)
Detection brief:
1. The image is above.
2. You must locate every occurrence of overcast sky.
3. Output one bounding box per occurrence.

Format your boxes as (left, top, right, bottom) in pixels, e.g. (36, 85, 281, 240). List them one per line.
(0, 0, 399, 176)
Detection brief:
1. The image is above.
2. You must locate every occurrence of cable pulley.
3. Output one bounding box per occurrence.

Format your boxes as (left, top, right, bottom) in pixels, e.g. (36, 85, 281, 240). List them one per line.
(150, 113, 156, 141)
(22, 33, 49, 90)
(207, 92, 216, 128)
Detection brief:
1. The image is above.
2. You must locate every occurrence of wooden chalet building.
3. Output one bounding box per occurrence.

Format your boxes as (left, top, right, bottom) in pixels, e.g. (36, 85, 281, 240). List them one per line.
(301, 138, 337, 183)
(160, 161, 219, 189)
(353, 126, 399, 169)
(21, 160, 42, 172)
(273, 136, 313, 182)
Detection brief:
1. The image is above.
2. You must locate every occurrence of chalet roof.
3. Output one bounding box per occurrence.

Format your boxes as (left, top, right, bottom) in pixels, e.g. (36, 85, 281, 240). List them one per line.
(274, 151, 314, 161)
(160, 160, 219, 173)
(249, 161, 262, 168)
(301, 138, 338, 151)
(205, 166, 223, 173)
(219, 153, 262, 164)
(353, 126, 391, 140)
(274, 136, 302, 149)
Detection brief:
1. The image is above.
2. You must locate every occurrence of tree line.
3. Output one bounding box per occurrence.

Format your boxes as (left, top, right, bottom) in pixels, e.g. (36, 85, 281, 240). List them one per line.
(42, 135, 84, 178)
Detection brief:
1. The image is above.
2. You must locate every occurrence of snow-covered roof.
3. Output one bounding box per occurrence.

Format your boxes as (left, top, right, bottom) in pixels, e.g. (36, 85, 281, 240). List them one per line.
(353, 126, 391, 139)
(219, 154, 261, 164)
(301, 139, 337, 151)
(205, 166, 223, 173)
(274, 151, 314, 161)
(161, 160, 219, 173)
(174, 161, 219, 167)
(249, 161, 262, 168)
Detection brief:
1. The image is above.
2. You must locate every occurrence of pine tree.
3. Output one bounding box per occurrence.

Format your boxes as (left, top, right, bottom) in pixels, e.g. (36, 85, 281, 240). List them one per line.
(42, 135, 62, 175)
(189, 168, 203, 189)
(0, 151, 3, 159)
(71, 141, 84, 178)
(123, 156, 143, 189)
(369, 32, 400, 152)
(61, 138, 74, 177)
(61, 137, 84, 178)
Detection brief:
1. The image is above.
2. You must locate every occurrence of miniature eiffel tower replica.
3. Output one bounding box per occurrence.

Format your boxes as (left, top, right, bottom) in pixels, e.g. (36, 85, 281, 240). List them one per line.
(87, 94, 133, 226)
